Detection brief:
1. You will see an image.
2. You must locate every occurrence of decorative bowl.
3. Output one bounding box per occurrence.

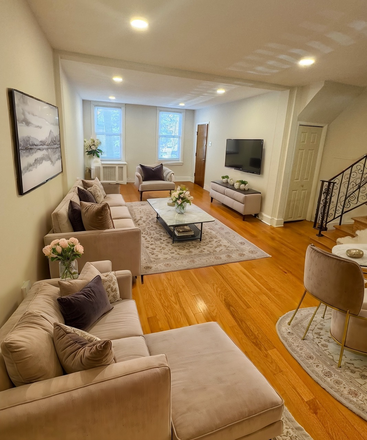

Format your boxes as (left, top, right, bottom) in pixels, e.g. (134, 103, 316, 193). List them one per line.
(346, 248, 364, 259)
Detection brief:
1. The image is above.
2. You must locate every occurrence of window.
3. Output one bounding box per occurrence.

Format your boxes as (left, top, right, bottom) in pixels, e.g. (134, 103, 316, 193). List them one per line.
(93, 104, 124, 161)
(157, 109, 184, 161)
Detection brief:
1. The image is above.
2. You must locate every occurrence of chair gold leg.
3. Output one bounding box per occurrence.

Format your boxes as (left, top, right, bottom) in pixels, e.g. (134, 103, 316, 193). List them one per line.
(322, 304, 327, 319)
(288, 290, 307, 325)
(337, 311, 350, 368)
(302, 302, 321, 340)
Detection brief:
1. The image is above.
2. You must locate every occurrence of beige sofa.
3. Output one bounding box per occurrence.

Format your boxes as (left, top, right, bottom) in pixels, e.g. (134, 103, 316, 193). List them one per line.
(44, 179, 141, 278)
(135, 164, 175, 201)
(0, 262, 284, 440)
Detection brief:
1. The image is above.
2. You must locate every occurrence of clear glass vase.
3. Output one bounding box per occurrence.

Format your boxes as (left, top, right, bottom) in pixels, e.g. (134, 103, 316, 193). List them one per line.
(175, 203, 187, 214)
(59, 260, 78, 280)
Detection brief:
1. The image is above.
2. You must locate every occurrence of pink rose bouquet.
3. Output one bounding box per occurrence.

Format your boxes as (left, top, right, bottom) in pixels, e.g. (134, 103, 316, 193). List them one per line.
(43, 238, 84, 279)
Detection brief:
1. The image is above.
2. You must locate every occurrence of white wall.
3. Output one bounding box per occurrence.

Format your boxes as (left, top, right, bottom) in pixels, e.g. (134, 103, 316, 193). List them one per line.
(194, 90, 290, 222)
(317, 88, 367, 222)
(0, 0, 65, 325)
(59, 65, 84, 186)
(83, 101, 195, 181)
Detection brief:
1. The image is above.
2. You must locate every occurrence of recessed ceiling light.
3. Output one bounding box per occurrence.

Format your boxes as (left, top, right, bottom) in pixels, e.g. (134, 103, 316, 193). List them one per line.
(109, 96, 116, 100)
(298, 58, 315, 66)
(217, 88, 226, 94)
(130, 18, 148, 30)
(113, 76, 123, 83)
(179, 103, 185, 106)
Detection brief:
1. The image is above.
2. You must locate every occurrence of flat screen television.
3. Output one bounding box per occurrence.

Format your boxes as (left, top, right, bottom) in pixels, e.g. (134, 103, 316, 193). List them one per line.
(225, 139, 263, 175)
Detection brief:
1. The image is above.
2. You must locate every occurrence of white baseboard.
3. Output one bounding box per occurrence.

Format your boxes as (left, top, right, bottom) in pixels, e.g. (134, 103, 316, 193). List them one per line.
(258, 213, 284, 227)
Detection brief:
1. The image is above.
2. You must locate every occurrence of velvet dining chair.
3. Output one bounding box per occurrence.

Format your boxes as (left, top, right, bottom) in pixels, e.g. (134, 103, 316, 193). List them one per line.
(288, 244, 366, 367)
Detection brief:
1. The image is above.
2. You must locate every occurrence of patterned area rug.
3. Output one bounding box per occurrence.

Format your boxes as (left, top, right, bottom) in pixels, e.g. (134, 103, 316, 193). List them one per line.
(276, 408, 313, 440)
(277, 307, 367, 420)
(127, 201, 270, 275)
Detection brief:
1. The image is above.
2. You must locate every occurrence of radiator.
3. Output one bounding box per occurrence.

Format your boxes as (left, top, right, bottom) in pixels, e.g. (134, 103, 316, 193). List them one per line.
(91, 162, 127, 184)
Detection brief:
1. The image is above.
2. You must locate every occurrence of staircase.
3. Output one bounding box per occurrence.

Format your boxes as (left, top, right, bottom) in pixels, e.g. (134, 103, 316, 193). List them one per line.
(311, 216, 367, 251)
(312, 154, 367, 251)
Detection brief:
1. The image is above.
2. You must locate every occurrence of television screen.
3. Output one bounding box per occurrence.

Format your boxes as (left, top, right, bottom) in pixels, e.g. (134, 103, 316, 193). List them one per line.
(225, 139, 263, 175)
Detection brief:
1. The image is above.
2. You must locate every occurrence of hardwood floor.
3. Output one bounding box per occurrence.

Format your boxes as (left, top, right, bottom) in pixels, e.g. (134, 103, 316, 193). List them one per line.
(122, 181, 367, 440)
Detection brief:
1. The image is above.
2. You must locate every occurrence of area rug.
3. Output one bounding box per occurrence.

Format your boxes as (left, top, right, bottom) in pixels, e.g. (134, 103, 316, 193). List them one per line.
(277, 307, 367, 420)
(275, 407, 313, 440)
(127, 201, 270, 275)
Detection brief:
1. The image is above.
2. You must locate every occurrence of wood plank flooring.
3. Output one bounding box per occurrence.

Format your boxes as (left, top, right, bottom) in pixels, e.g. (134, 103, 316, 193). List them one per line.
(122, 182, 367, 440)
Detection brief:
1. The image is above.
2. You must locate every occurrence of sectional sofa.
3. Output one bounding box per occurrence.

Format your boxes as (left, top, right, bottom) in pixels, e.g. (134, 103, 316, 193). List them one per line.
(0, 261, 284, 440)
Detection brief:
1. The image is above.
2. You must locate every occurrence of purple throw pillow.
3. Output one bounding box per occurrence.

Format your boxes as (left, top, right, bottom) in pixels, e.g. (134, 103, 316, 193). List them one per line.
(57, 276, 113, 331)
(77, 186, 96, 203)
(140, 164, 164, 181)
(68, 200, 85, 231)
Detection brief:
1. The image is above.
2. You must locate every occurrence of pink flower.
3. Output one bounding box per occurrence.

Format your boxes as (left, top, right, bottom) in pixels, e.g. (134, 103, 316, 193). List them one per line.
(55, 245, 62, 254)
(75, 244, 84, 254)
(68, 237, 79, 245)
(50, 239, 59, 247)
(59, 239, 68, 248)
(42, 245, 52, 257)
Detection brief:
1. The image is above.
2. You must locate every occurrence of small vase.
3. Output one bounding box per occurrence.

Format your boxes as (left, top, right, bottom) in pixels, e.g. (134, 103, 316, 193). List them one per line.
(59, 260, 78, 280)
(241, 184, 249, 191)
(175, 203, 187, 214)
(221, 178, 228, 183)
(234, 182, 240, 189)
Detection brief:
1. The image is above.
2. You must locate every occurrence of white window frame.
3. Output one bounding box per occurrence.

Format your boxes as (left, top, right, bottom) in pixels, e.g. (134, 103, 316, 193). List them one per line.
(91, 102, 125, 162)
(156, 108, 185, 164)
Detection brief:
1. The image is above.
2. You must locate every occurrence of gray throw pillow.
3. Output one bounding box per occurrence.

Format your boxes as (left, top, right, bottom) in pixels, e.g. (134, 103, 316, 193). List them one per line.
(57, 276, 113, 331)
(68, 200, 85, 231)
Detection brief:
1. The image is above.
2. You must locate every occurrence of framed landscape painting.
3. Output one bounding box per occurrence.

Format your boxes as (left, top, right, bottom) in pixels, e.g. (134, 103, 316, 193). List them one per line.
(9, 89, 62, 195)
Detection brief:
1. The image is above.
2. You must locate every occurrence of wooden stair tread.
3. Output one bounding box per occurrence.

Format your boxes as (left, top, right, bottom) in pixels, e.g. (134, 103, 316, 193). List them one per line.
(333, 224, 357, 236)
(309, 233, 335, 252)
(352, 216, 367, 224)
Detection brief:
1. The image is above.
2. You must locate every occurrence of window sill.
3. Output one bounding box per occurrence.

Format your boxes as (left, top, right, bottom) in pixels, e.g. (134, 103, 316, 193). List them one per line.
(159, 161, 183, 166)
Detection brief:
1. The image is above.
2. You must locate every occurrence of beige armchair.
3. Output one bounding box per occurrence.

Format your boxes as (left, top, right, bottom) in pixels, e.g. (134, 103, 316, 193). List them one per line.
(135, 164, 175, 201)
(288, 244, 366, 367)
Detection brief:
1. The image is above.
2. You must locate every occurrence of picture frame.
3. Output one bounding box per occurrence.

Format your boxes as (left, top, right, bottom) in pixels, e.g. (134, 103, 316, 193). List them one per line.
(9, 89, 62, 195)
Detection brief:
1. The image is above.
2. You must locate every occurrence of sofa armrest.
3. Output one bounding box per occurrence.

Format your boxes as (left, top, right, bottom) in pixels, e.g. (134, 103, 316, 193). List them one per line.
(44, 228, 141, 278)
(163, 167, 174, 182)
(115, 270, 133, 299)
(135, 171, 143, 188)
(89, 260, 113, 273)
(101, 182, 121, 194)
(0, 355, 171, 440)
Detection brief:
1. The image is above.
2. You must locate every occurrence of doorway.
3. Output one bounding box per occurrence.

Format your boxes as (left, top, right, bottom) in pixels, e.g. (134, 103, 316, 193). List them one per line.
(284, 125, 323, 222)
(194, 123, 209, 188)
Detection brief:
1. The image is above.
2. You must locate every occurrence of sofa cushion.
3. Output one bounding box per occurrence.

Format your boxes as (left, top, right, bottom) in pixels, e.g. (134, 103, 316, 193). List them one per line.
(139, 180, 175, 192)
(1, 311, 63, 387)
(57, 276, 113, 331)
(104, 193, 126, 207)
(88, 183, 105, 203)
(27, 282, 64, 323)
(140, 163, 164, 181)
(81, 201, 114, 230)
(145, 322, 284, 440)
(59, 264, 120, 304)
(68, 200, 85, 232)
(82, 177, 107, 198)
(112, 336, 150, 362)
(110, 206, 132, 219)
(89, 299, 144, 340)
(113, 218, 136, 229)
(78, 186, 96, 203)
(51, 189, 80, 233)
(53, 322, 115, 373)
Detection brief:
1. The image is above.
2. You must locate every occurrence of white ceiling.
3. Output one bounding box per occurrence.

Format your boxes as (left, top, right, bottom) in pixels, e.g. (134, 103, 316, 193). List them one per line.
(26, 0, 367, 109)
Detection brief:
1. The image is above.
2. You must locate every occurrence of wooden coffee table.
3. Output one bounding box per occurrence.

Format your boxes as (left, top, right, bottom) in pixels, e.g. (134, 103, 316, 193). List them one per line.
(147, 198, 215, 243)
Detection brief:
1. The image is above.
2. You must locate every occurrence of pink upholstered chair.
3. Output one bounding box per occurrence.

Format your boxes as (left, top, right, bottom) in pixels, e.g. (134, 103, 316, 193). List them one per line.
(288, 244, 366, 367)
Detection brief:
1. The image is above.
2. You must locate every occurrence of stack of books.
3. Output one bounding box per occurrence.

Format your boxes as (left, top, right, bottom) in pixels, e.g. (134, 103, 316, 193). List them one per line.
(174, 225, 194, 237)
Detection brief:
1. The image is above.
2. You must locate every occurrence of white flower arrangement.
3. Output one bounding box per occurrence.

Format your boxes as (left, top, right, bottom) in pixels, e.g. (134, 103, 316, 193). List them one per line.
(170, 185, 194, 207)
(84, 138, 103, 158)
